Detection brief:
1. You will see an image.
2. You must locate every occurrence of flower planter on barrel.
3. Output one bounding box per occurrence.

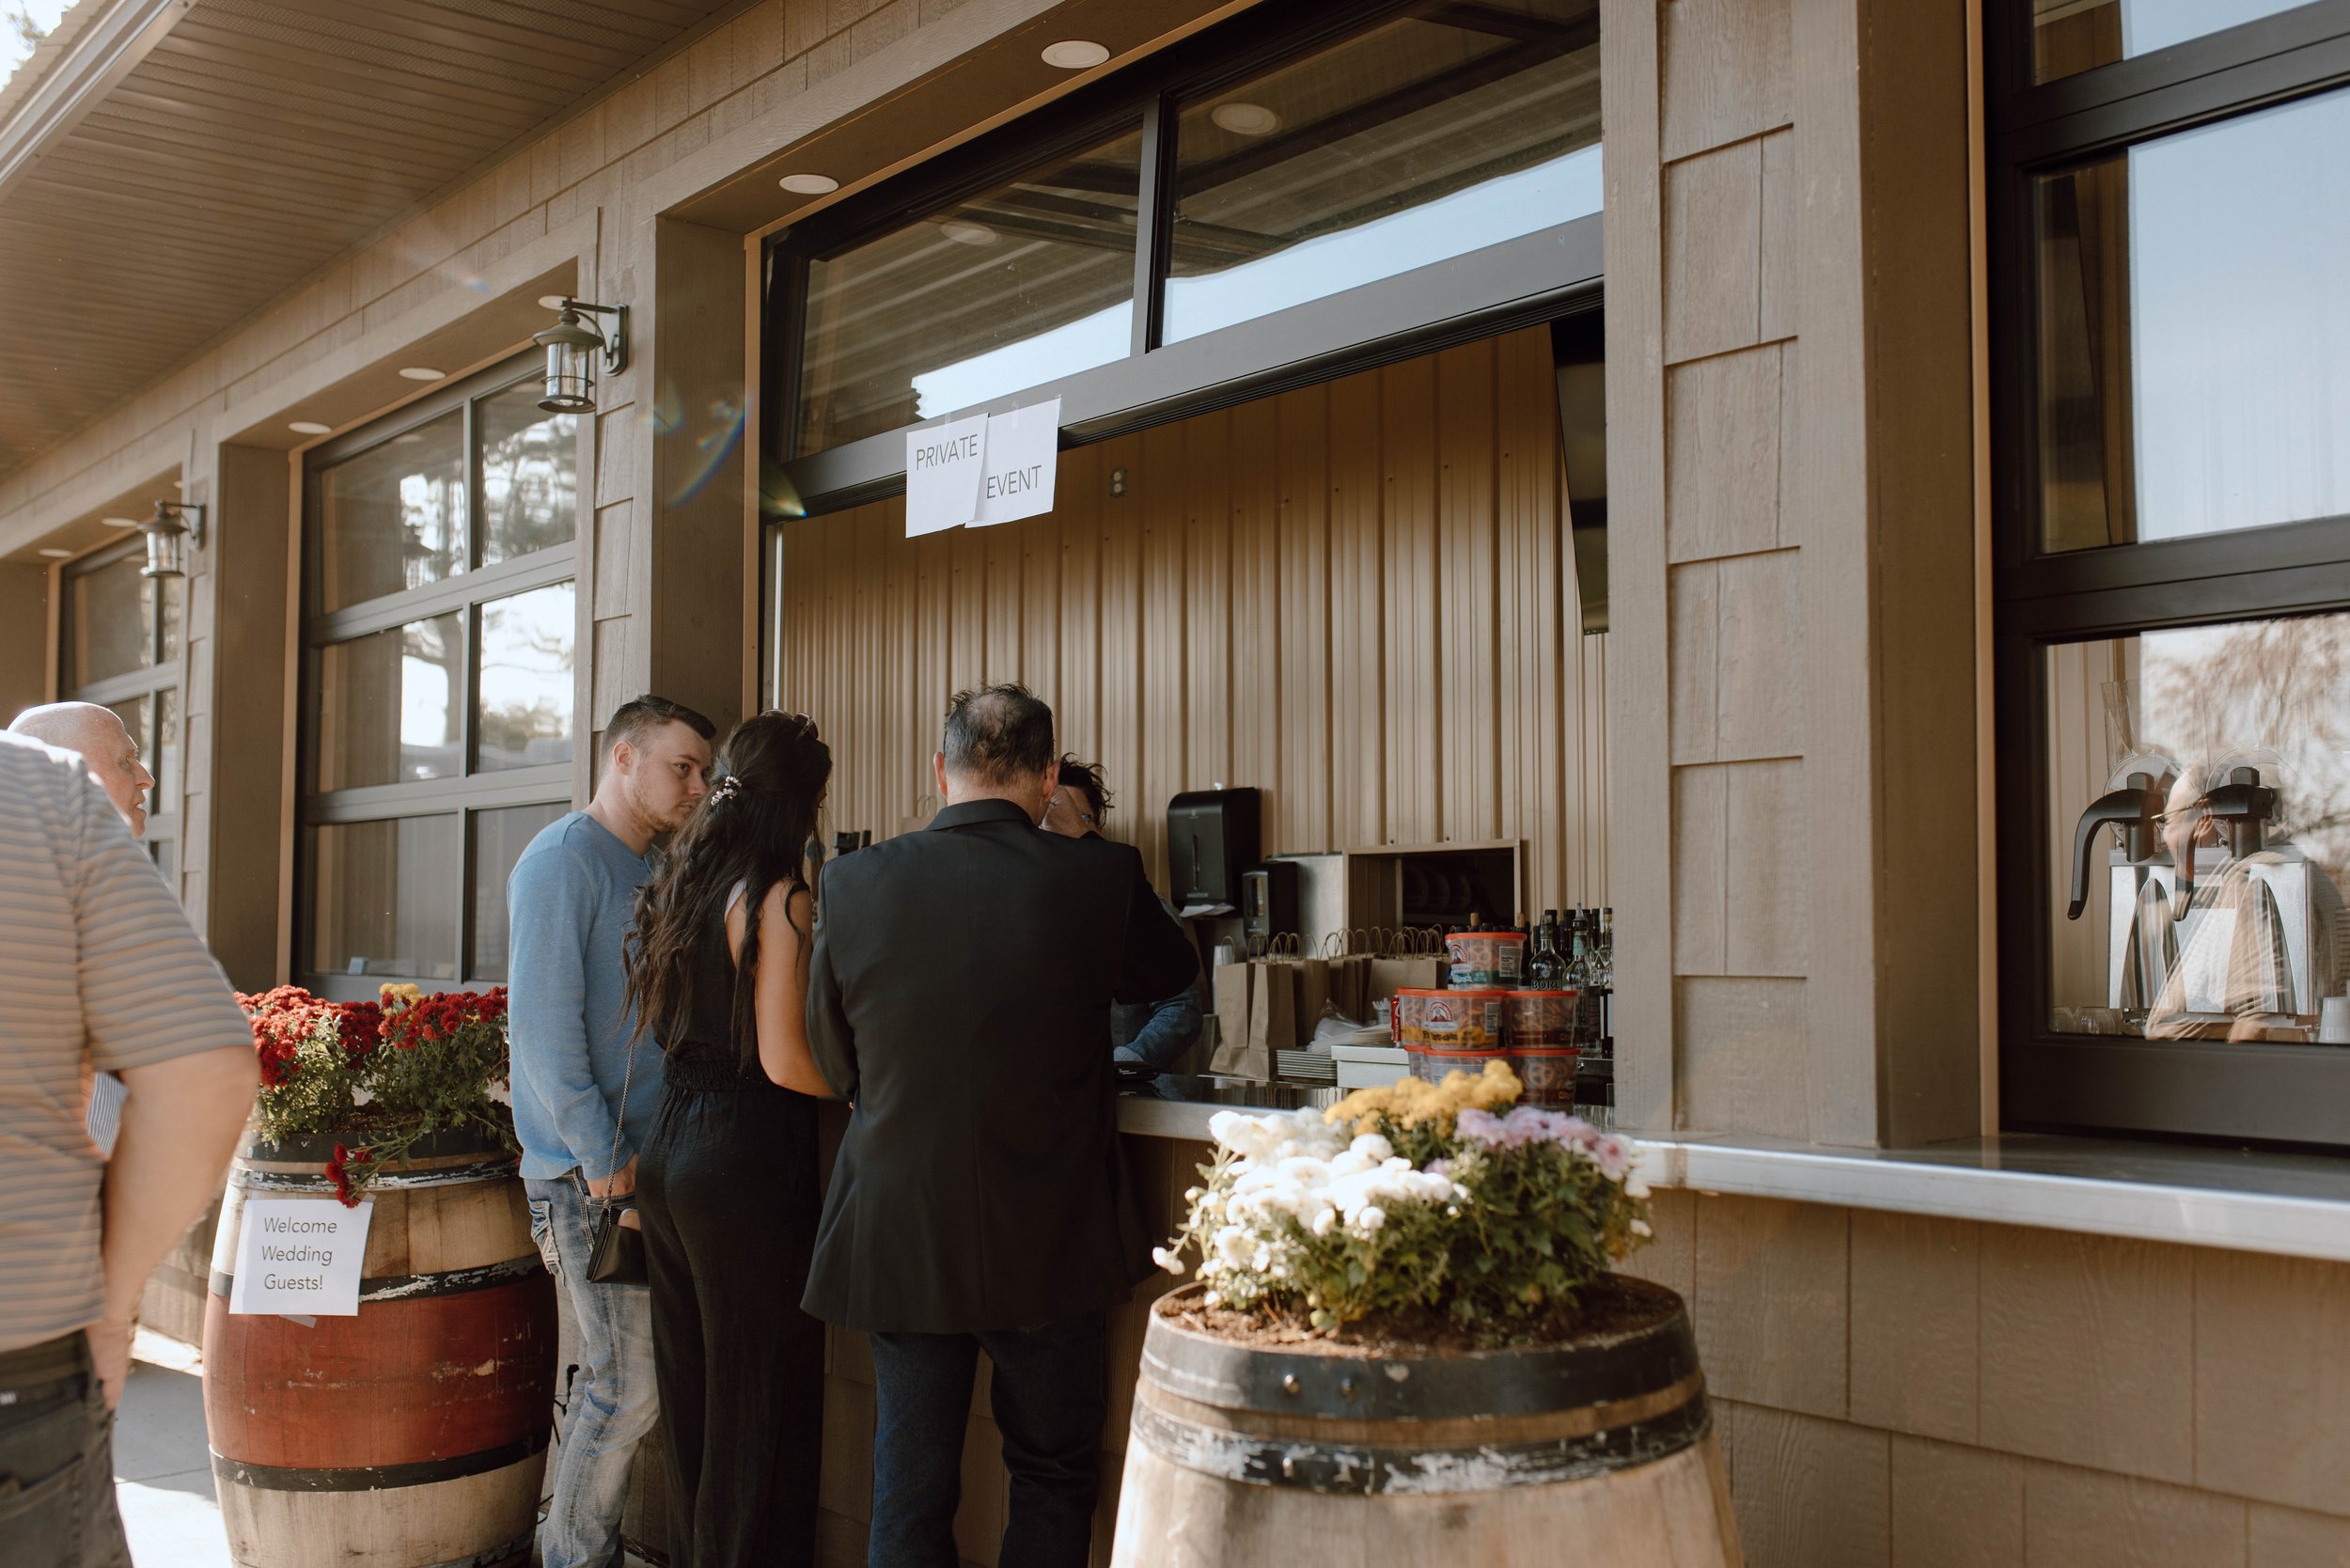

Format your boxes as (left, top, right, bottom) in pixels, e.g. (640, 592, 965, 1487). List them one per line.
(204, 986, 553, 1568)
(203, 1129, 555, 1568)
(1112, 1064, 1742, 1567)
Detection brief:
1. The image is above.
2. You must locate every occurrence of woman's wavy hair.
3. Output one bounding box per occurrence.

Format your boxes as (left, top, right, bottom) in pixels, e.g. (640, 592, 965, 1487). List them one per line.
(624, 709, 832, 1070)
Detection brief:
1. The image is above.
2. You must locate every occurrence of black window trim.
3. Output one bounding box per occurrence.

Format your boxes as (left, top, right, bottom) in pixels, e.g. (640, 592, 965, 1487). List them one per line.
(1989, 0, 2350, 1148)
(763, 0, 1606, 517)
(295, 351, 581, 1000)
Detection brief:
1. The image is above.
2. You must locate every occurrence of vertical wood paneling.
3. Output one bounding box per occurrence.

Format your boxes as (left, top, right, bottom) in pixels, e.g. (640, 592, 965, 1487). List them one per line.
(1140, 422, 1189, 879)
(1098, 431, 1147, 878)
(1183, 410, 1231, 796)
(1276, 386, 1333, 859)
(773, 329, 1607, 907)
(1437, 340, 1500, 848)
(1497, 326, 1568, 912)
(1382, 355, 1441, 846)
(1230, 405, 1281, 850)
(1327, 367, 1387, 852)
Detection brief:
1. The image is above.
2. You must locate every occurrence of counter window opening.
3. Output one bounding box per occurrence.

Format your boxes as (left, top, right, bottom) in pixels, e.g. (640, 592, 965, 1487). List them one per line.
(764, 0, 1604, 515)
(294, 353, 581, 999)
(57, 539, 185, 882)
(1989, 0, 2350, 1148)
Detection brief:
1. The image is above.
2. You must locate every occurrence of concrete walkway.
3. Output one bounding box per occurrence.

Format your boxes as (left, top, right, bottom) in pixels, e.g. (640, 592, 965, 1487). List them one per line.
(115, 1332, 233, 1568)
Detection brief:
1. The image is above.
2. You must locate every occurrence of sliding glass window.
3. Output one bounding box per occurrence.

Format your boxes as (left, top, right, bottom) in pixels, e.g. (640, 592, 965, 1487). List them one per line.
(56, 541, 183, 883)
(769, 0, 1603, 504)
(1992, 0, 2350, 1147)
(298, 355, 577, 996)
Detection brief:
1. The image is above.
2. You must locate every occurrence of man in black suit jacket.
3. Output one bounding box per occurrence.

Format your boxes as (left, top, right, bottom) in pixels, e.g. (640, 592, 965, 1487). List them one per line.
(804, 683, 1197, 1568)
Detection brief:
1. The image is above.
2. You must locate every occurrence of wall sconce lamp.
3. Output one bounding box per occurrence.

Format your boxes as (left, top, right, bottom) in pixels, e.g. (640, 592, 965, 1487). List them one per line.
(135, 500, 205, 579)
(534, 297, 627, 414)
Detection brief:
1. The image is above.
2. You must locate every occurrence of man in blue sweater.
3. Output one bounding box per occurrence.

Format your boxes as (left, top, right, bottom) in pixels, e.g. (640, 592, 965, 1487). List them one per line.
(509, 694, 713, 1568)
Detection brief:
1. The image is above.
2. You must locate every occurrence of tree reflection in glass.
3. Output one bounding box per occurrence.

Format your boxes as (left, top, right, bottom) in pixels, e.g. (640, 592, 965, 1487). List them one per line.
(476, 582, 574, 771)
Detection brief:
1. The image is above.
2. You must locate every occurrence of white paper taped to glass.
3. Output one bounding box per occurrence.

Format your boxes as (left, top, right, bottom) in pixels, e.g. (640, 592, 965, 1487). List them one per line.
(903, 397, 1060, 537)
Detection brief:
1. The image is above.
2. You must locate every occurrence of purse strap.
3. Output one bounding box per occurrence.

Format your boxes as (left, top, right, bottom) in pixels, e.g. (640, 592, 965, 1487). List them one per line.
(575, 1026, 639, 1206)
(603, 1027, 637, 1194)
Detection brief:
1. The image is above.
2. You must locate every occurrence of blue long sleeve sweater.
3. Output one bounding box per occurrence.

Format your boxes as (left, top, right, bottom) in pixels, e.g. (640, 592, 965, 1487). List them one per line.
(506, 811, 665, 1181)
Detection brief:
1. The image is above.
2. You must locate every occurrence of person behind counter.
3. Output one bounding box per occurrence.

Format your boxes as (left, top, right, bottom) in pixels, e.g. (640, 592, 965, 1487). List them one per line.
(623, 710, 838, 1568)
(803, 684, 1198, 1568)
(1042, 756, 1204, 1072)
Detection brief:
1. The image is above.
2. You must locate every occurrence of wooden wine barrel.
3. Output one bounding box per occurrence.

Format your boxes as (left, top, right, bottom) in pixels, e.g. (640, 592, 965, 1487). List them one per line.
(1111, 1277, 1742, 1567)
(201, 1131, 556, 1568)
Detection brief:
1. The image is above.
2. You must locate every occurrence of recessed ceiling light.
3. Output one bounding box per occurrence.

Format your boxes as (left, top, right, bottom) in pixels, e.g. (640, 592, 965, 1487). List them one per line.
(1041, 39, 1108, 70)
(394, 432, 425, 445)
(939, 220, 997, 246)
(38, 546, 72, 557)
(778, 172, 838, 195)
(289, 420, 332, 435)
(398, 366, 445, 381)
(1211, 102, 1282, 136)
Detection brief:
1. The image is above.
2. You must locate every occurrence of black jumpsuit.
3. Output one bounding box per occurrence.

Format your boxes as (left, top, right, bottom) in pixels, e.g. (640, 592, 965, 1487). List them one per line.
(635, 902, 825, 1568)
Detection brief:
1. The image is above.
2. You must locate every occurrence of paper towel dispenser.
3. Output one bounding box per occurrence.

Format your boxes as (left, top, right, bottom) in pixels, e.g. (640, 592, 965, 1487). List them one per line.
(1167, 788, 1260, 914)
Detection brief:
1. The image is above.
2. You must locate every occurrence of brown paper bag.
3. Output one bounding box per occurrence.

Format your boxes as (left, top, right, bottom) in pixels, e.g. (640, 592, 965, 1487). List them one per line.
(1248, 957, 1300, 1058)
(1368, 954, 1444, 1011)
(1294, 956, 1333, 1036)
(1210, 962, 1257, 1075)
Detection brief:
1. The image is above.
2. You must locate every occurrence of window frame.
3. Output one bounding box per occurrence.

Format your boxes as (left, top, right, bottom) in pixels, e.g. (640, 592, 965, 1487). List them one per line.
(764, 0, 1606, 514)
(295, 353, 581, 1000)
(1988, 0, 2350, 1147)
(56, 537, 182, 873)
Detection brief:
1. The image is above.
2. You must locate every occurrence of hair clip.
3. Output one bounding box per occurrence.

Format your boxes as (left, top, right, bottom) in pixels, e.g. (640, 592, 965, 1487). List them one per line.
(711, 775, 744, 803)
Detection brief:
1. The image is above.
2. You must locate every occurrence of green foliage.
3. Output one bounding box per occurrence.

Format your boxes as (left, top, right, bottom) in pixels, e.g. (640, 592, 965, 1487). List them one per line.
(1164, 1088, 1653, 1342)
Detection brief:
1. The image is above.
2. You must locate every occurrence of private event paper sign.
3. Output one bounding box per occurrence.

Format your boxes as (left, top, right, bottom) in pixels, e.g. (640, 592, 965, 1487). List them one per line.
(972, 397, 1060, 529)
(905, 413, 989, 537)
(902, 399, 1061, 536)
(229, 1199, 373, 1317)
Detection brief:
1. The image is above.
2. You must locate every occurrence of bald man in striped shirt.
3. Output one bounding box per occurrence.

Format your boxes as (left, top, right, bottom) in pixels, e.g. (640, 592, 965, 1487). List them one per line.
(0, 731, 256, 1568)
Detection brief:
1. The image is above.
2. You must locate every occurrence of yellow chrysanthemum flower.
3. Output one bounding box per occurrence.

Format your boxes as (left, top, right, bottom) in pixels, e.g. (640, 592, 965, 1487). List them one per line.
(1324, 1058, 1521, 1135)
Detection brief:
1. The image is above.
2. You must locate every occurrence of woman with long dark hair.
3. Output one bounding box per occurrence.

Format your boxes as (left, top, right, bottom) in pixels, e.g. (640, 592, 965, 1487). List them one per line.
(624, 709, 835, 1568)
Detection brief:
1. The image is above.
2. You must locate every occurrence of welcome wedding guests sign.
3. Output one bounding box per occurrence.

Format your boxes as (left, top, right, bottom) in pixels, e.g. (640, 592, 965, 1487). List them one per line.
(904, 397, 1059, 537)
(229, 1198, 373, 1317)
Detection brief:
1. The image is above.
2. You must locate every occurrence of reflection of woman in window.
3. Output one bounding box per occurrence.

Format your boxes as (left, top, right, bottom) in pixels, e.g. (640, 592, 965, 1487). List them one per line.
(2145, 763, 2349, 1042)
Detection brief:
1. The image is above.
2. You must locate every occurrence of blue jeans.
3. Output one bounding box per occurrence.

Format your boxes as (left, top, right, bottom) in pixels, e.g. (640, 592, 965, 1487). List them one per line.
(526, 1176, 659, 1568)
(868, 1312, 1106, 1568)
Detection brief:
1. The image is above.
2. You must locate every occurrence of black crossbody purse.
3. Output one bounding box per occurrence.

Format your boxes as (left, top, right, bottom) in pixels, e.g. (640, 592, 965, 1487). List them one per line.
(582, 1027, 646, 1284)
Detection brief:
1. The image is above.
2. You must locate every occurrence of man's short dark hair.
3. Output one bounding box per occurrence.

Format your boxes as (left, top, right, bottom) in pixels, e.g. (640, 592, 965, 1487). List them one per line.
(606, 694, 715, 755)
(1058, 756, 1111, 823)
(942, 684, 1056, 784)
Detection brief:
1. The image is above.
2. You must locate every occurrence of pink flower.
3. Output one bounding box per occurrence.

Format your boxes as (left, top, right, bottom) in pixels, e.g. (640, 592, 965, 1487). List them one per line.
(1590, 1133, 1634, 1182)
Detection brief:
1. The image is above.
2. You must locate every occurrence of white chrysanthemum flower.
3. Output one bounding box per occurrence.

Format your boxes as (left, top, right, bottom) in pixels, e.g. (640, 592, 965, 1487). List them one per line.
(1624, 1176, 1652, 1200)
(1630, 1219, 1653, 1239)
(1152, 1247, 1187, 1275)
(1310, 1207, 1337, 1237)
(1351, 1133, 1395, 1165)
(1355, 1206, 1386, 1232)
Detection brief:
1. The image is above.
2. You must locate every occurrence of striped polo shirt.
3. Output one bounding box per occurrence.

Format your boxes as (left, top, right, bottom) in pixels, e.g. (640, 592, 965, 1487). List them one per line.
(0, 732, 253, 1354)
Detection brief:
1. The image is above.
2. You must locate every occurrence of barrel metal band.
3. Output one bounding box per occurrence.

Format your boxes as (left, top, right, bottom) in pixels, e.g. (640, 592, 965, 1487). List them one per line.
(212, 1430, 547, 1492)
(1130, 1390, 1711, 1495)
(233, 1158, 520, 1192)
(210, 1252, 545, 1305)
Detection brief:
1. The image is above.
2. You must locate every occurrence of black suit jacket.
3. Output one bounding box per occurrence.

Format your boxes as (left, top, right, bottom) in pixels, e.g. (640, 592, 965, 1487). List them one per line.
(801, 798, 1199, 1333)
